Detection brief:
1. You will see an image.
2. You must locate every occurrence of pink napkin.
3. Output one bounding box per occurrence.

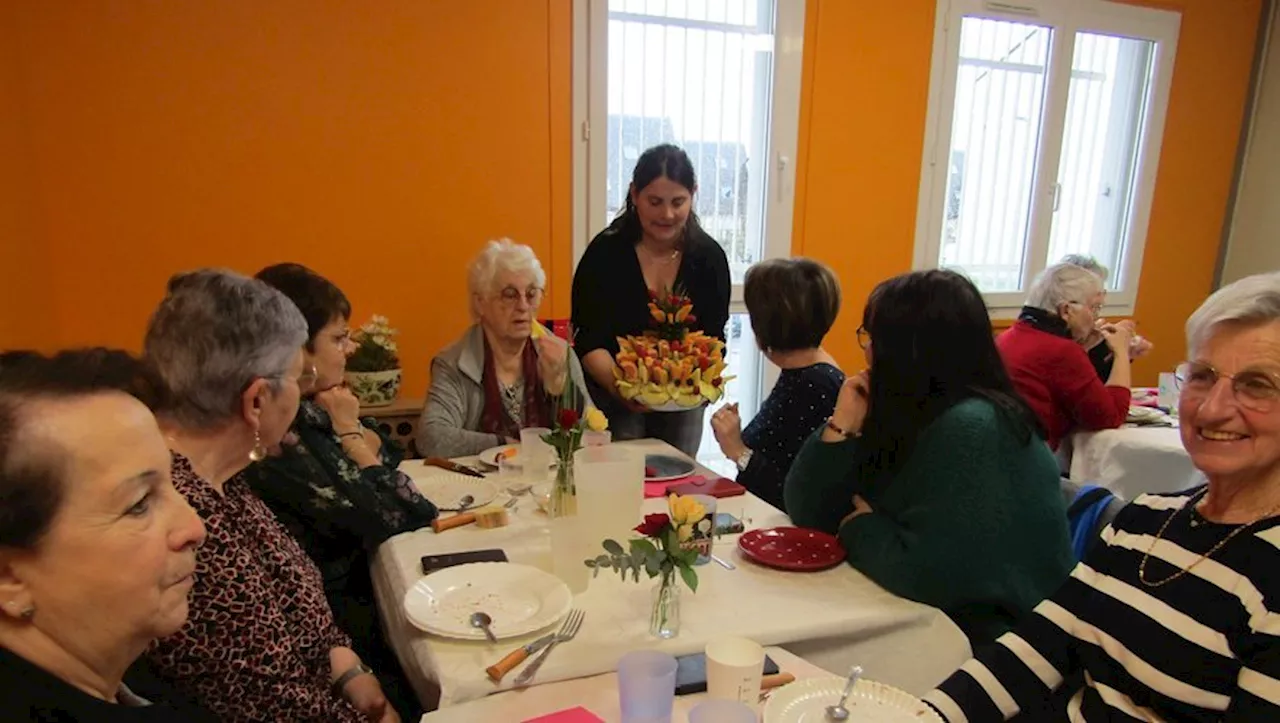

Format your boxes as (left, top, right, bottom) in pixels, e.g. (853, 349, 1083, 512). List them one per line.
(644, 474, 705, 498)
(523, 707, 605, 723)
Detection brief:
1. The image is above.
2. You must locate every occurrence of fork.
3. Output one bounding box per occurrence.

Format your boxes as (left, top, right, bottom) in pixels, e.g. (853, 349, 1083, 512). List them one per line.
(512, 609, 584, 686)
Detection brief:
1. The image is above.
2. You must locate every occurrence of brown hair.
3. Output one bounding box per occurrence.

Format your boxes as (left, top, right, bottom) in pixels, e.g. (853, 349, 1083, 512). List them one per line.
(743, 257, 841, 352)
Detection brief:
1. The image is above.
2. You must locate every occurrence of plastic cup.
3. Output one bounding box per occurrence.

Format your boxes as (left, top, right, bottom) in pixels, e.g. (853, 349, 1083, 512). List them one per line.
(705, 636, 765, 707)
(617, 650, 677, 723)
(518, 427, 552, 483)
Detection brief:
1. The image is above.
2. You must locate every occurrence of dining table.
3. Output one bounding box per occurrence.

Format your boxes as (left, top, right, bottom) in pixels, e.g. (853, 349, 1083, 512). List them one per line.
(417, 646, 834, 722)
(370, 438, 972, 710)
(1068, 424, 1203, 501)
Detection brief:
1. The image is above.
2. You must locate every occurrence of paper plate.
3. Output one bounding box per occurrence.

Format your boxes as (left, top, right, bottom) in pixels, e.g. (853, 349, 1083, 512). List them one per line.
(644, 454, 696, 482)
(764, 677, 943, 723)
(414, 475, 498, 511)
(478, 444, 556, 470)
(403, 562, 572, 640)
(738, 527, 845, 571)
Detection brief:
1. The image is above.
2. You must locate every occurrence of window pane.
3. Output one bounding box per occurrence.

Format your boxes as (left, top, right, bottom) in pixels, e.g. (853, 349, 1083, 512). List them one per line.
(939, 17, 1052, 292)
(1047, 32, 1155, 290)
(697, 313, 761, 473)
(605, 1, 775, 285)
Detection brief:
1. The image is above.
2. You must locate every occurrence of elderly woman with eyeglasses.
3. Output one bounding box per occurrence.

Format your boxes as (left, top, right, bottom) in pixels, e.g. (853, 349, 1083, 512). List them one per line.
(142, 270, 400, 723)
(996, 262, 1133, 449)
(417, 239, 593, 459)
(924, 271, 1280, 722)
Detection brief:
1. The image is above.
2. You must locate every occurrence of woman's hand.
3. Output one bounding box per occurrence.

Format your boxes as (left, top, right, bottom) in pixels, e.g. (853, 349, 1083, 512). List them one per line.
(535, 334, 570, 396)
(839, 494, 873, 527)
(330, 648, 397, 722)
(829, 372, 870, 437)
(315, 386, 364, 434)
(710, 403, 746, 460)
(1100, 322, 1135, 355)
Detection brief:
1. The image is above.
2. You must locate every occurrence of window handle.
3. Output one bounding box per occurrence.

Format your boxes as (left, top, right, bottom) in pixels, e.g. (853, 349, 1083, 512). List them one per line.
(777, 154, 790, 202)
(1051, 182, 1062, 212)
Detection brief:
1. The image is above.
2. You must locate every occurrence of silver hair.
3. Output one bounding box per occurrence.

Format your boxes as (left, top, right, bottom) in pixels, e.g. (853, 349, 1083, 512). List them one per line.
(1060, 253, 1110, 283)
(467, 239, 547, 319)
(144, 269, 308, 430)
(1186, 271, 1280, 357)
(1025, 262, 1105, 314)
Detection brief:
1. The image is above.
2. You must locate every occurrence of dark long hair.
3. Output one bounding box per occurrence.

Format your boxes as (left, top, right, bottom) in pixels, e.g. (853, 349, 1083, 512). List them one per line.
(859, 269, 1042, 476)
(605, 143, 710, 248)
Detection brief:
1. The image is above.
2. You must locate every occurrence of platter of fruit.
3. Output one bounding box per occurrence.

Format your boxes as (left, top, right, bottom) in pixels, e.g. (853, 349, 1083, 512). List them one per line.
(612, 288, 734, 412)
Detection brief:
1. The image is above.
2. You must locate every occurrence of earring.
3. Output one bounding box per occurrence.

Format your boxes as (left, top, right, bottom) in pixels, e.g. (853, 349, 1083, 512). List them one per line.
(248, 429, 267, 462)
(20, 606, 33, 620)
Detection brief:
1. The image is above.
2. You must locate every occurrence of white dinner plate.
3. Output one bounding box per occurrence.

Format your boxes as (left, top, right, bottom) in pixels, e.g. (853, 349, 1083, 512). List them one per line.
(414, 476, 498, 511)
(764, 677, 942, 723)
(478, 444, 556, 471)
(402, 562, 573, 640)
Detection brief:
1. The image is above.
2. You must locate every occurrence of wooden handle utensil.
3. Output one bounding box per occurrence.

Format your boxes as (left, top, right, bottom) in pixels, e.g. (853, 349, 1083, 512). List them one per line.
(431, 513, 477, 533)
(761, 672, 796, 690)
(486, 648, 530, 682)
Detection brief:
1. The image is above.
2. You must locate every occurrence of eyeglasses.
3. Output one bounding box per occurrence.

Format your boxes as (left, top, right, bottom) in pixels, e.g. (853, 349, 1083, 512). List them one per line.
(498, 287, 545, 307)
(856, 325, 871, 350)
(1175, 361, 1280, 412)
(1069, 300, 1104, 316)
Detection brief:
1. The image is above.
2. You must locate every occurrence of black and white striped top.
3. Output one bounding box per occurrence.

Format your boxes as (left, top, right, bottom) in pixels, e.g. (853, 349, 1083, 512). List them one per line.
(925, 487, 1280, 722)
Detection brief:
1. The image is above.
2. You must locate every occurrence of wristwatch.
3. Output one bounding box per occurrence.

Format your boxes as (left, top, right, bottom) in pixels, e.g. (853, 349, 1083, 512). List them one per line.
(735, 448, 754, 472)
(331, 662, 373, 697)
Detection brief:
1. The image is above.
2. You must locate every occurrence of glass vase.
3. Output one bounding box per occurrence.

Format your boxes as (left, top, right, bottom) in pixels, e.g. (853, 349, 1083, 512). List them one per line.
(649, 570, 681, 639)
(548, 455, 590, 593)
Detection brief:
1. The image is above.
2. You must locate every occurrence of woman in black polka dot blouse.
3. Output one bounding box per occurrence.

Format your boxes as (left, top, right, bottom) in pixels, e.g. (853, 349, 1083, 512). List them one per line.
(711, 258, 844, 511)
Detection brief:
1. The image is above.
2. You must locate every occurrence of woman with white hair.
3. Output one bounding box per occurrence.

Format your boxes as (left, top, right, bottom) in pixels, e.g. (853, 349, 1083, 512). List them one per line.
(924, 271, 1280, 721)
(997, 262, 1133, 449)
(142, 270, 399, 723)
(417, 239, 592, 458)
(1060, 253, 1154, 380)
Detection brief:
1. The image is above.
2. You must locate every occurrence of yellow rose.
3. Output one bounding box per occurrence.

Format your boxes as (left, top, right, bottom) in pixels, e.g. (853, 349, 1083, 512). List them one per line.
(676, 523, 695, 542)
(584, 407, 609, 431)
(667, 494, 706, 527)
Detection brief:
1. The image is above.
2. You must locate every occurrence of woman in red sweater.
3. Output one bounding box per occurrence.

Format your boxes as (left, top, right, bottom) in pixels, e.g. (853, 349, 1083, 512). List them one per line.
(997, 262, 1132, 449)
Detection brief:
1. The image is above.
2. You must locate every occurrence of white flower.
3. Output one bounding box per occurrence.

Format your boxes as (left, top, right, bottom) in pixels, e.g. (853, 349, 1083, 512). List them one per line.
(373, 334, 388, 346)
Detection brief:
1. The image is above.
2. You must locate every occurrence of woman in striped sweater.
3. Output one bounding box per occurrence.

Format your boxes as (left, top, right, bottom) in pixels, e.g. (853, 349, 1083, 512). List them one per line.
(925, 271, 1280, 722)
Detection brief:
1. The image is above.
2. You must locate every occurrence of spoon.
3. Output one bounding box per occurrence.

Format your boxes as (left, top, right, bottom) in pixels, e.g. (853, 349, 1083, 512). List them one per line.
(826, 665, 862, 721)
(455, 495, 475, 512)
(469, 611, 497, 643)
(505, 483, 532, 496)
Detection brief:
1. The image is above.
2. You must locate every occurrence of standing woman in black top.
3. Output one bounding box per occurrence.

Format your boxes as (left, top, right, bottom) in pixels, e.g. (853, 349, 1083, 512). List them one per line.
(572, 144, 731, 456)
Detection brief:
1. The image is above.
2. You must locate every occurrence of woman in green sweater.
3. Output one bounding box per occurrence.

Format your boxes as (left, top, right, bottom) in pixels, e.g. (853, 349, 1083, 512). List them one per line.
(785, 269, 1073, 645)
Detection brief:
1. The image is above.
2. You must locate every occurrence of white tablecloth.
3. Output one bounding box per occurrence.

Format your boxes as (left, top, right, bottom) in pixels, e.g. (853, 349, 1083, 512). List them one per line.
(1069, 426, 1204, 500)
(372, 439, 971, 709)
(418, 646, 833, 722)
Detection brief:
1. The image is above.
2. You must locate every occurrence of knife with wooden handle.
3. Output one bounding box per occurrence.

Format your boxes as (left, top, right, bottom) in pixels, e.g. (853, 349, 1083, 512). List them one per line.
(424, 457, 486, 478)
(431, 513, 476, 533)
(486, 633, 557, 682)
(761, 672, 796, 689)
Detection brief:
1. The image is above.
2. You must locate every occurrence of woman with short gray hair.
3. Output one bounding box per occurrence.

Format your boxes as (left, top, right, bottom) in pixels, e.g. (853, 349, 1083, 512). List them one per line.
(1060, 253, 1154, 379)
(996, 262, 1132, 449)
(418, 239, 592, 458)
(143, 270, 401, 723)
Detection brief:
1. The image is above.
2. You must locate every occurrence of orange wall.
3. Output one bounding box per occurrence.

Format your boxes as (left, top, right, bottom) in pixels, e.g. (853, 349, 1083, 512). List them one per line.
(0, 2, 50, 348)
(0, 0, 571, 396)
(793, 0, 1262, 384)
(0, 0, 1261, 391)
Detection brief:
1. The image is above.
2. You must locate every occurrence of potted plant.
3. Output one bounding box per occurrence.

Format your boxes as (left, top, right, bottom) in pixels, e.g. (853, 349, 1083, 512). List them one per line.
(344, 315, 402, 407)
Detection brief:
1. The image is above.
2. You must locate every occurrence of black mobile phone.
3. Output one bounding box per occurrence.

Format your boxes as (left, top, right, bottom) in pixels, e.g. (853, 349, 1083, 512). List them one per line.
(421, 549, 508, 575)
(673, 652, 779, 695)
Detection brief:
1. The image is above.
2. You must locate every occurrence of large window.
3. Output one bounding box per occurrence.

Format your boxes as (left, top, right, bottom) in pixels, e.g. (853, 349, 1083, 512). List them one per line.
(573, 0, 805, 468)
(913, 0, 1179, 314)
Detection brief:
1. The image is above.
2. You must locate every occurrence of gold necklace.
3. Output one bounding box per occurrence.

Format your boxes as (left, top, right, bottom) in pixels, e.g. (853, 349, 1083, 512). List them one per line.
(1138, 488, 1280, 587)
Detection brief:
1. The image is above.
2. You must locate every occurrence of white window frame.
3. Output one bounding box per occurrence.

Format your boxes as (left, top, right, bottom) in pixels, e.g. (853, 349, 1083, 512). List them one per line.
(571, 0, 807, 397)
(912, 0, 1180, 318)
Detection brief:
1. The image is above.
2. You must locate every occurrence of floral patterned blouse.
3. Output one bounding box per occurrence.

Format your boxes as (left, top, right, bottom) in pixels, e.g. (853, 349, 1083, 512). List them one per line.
(244, 400, 437, 601)
(146, 453, 364, 723)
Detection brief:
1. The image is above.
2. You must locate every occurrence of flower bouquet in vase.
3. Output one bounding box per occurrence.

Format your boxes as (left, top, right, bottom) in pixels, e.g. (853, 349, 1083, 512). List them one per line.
(585, 494, 705, 639)
(542, 375, 609, 593)
(612, 287, 734, 412)
(344, 315, 401, 407)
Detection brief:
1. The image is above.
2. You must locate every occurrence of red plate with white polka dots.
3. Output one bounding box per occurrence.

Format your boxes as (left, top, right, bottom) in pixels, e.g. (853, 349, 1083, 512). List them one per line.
(737, 527, 846, 571)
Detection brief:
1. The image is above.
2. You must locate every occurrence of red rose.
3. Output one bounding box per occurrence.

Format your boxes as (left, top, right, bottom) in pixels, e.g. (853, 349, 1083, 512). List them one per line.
(648, 288, 659, 300)
(558, 408, 580, 429)
(634, 513, 670, 537)
(685, 313, 697, 325)
(668, 295, 679, 306)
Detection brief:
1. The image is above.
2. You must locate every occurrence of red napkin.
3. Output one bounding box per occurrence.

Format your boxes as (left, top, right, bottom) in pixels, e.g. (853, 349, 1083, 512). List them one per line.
(644, 474, 704, 498)
(523, 707, 605, 723)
